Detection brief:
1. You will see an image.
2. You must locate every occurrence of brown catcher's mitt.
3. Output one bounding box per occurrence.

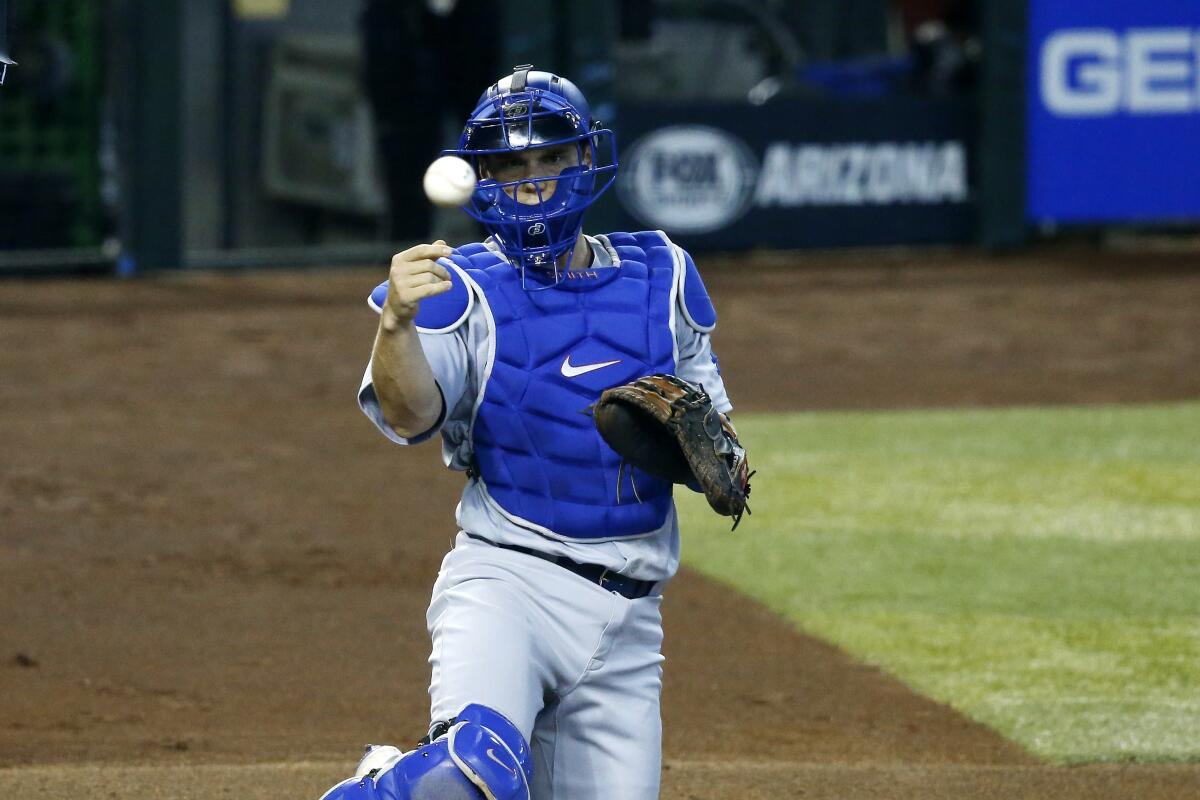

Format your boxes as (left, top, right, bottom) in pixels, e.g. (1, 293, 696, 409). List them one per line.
(592, 374, 753, 528)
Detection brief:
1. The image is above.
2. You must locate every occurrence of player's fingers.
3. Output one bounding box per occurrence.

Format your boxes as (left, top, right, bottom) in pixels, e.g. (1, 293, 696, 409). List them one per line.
(391, 257, 446, 284)
(392, 242, 453, 266)
(394, 258, 451, 283)
(400, 270, 450, 289)
(407, 279, 453, 301)
(389, 279, 449, 314)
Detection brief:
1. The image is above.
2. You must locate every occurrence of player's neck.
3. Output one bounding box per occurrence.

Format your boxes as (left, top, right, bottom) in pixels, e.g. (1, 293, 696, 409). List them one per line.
(557, 233, 593, 272)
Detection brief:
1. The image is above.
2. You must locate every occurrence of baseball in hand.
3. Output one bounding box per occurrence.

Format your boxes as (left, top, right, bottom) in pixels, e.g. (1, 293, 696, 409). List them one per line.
(423, 156, 477, 207)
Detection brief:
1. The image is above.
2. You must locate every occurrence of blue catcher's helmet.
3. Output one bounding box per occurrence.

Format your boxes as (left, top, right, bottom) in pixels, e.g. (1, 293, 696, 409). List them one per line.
(318, 705, 532, 800)
(446, 64, 618, 284)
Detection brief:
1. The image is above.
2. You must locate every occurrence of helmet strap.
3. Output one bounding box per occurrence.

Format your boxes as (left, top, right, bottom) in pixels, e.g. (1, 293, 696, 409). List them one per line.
(510, 63, 533, 92)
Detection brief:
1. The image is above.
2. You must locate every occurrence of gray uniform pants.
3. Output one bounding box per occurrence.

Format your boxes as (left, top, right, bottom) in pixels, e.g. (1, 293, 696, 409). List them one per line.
(427, 535, 666, 799)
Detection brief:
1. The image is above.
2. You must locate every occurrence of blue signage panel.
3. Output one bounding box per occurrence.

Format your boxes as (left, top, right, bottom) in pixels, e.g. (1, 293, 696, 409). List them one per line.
(608, 97, 974, 251)
(1028, 0, 1200, 222)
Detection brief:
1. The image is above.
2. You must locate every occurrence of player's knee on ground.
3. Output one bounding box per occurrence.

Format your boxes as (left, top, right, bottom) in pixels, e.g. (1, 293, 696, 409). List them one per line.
(318, 703, 531, 800)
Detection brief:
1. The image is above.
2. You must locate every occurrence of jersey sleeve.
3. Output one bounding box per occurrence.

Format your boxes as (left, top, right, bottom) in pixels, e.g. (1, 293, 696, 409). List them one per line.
(673, 244, 717, 333)
(357, 329, 470, 445)
(675, 323, 732, 415)
(669, 243, 730, 413)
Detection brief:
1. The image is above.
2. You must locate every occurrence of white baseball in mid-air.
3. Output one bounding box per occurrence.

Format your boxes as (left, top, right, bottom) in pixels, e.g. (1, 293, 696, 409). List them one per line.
(423, 156, 477, 207)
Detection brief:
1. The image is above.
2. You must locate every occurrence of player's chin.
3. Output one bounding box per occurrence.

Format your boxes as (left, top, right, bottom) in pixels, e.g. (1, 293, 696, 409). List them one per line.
(514, 187, 556, 206)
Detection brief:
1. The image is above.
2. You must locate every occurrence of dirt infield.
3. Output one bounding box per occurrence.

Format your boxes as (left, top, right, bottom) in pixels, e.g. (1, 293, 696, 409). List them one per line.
(2, 245, 1198, 798)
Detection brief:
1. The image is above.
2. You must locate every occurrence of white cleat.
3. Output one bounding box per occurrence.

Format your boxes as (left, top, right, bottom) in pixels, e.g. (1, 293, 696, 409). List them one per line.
(354, 744, 405, 779)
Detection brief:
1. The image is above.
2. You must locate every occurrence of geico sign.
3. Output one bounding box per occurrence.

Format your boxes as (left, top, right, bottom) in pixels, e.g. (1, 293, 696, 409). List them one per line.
(1042, 28, 1200, 116)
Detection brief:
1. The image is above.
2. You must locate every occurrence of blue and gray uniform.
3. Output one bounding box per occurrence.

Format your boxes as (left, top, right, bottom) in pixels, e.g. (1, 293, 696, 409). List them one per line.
(357, 230, 729, 800)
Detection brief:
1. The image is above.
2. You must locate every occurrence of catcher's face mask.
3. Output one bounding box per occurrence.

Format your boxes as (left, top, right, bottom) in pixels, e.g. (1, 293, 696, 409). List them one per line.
(446, 65, 618, 287)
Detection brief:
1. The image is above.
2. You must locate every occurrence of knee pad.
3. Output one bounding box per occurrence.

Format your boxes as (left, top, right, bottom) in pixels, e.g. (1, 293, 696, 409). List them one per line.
(318, 704, 531, 800)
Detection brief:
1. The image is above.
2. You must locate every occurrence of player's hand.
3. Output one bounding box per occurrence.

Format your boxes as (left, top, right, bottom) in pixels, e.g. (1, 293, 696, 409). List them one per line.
(382, 240, 454, 332)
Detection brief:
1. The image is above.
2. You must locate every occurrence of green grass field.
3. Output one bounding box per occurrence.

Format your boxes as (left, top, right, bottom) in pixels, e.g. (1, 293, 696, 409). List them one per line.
(678, 403, 1200, 764)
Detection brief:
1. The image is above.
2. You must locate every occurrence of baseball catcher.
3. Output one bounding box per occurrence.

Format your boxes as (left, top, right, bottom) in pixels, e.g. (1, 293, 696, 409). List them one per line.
(327, 64, 744, 800)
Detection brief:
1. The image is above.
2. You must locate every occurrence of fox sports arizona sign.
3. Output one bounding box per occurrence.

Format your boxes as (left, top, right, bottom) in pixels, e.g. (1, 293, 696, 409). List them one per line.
(1028, 0, 1200, 222)
(620, 125, 967, 236)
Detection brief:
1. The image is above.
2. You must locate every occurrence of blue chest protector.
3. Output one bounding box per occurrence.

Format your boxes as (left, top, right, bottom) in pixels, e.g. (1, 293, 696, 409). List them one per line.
(463, 232, 678, 540)
(366, 231, 717, 541)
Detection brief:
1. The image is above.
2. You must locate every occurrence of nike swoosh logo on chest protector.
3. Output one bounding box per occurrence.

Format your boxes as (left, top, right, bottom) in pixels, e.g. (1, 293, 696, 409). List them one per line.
(560, 355, 622, 378)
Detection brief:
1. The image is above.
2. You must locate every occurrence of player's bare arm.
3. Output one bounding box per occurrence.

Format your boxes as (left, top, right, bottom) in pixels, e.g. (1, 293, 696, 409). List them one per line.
(371, 240, 454, 437)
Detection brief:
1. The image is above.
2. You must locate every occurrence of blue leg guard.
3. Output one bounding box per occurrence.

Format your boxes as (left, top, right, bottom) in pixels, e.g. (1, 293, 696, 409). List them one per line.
(318, 704, 531, 800)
